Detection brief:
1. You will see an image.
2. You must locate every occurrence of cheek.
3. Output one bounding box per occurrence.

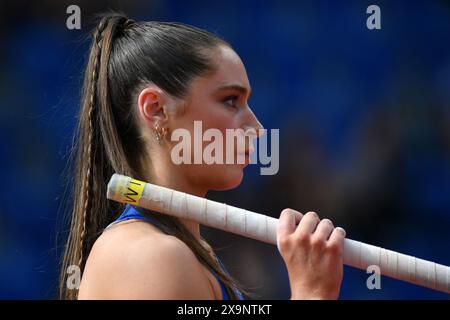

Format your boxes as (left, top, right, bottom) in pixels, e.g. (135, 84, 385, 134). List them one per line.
(201, 110, 236, 132)
(187, 97, 238, 130)
(188, 102, 241, 155)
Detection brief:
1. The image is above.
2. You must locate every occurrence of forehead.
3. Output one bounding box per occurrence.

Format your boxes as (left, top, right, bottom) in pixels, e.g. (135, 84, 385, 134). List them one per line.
(190, 45, 251, 94)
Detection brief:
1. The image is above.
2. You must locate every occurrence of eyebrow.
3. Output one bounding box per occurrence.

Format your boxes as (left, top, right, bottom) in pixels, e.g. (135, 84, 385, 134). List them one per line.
(216, 84, 252, 98)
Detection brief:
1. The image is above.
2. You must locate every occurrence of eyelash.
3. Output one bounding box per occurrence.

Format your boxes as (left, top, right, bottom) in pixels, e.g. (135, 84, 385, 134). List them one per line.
(222, 95, 239, 108)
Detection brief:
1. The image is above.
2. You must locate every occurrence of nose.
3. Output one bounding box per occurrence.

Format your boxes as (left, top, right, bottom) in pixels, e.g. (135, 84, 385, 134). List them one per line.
(243, 106, 264, 138)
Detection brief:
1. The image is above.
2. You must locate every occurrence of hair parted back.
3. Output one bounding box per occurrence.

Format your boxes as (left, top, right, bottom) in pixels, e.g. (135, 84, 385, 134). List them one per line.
(59, 11, 248, 300)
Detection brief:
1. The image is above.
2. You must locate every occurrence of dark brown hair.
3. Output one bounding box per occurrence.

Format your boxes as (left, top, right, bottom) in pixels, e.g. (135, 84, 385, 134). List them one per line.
(59, 11, 248, 300)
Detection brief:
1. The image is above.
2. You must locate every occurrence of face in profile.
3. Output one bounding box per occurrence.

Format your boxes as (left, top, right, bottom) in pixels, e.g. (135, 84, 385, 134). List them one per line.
(169, 44, 263, 191)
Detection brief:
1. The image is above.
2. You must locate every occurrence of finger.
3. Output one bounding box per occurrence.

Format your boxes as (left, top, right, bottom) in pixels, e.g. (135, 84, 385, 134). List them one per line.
(291, 209, 303, 226)
(277, 209, 298, 239)
(313, 219, 334, 241)
(295, 211, 320, 237)
(328, 227, 346, 246)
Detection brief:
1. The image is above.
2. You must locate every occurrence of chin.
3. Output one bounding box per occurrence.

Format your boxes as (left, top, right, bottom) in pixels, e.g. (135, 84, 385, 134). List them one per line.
(210, 166, 245, 191)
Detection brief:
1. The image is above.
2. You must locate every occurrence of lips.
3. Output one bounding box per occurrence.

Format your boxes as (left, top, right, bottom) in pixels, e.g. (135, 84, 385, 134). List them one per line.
(246, 145, 255, 156)
(235, 139, 255, 164)
(239, 150, 252, 158)
(237, 149, 252, 166)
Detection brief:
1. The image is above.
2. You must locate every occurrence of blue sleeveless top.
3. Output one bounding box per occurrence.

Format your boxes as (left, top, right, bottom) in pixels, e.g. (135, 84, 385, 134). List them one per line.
(106, 204, 244, 300)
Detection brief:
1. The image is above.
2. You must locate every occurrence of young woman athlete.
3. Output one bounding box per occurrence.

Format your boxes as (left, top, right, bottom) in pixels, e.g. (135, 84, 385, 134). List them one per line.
(60, 12, 346, 300)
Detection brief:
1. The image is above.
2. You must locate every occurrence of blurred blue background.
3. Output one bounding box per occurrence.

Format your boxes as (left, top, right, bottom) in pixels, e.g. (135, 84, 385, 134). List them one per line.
(0, 0, 449, 299)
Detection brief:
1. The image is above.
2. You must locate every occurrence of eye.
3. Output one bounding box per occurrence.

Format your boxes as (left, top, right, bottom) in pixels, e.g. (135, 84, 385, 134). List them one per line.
(222, 95, 239, 108)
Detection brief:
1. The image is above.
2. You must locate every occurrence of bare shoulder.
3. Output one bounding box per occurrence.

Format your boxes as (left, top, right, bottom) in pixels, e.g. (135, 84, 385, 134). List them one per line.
(78, 220, 214, 299)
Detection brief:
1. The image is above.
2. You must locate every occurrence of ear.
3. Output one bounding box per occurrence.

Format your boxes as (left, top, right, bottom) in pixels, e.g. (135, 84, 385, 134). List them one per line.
(137, 85, 169, 127)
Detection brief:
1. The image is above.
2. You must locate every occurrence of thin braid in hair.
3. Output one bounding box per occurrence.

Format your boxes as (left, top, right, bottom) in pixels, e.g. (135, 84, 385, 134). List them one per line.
(78, 19, 108, 268)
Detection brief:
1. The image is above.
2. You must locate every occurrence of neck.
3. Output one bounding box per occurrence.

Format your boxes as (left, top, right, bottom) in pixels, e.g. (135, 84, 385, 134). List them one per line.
(142, 154, 207, 241)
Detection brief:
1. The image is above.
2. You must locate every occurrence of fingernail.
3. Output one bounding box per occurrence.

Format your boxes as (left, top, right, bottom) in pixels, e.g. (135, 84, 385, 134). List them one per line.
(290, 211, 297, 222)
(336, 227, 346, 237)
